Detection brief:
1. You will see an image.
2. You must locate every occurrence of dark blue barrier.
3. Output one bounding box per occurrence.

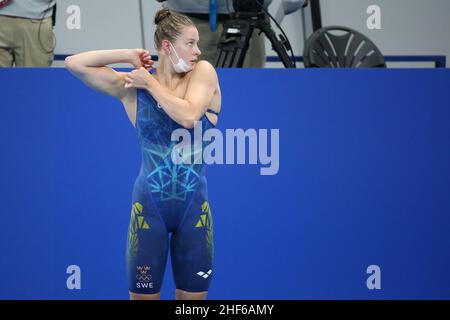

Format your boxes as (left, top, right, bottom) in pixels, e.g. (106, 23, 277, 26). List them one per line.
(0, 69, 449, 299)
(54, 55, 447, 68)
(266, 55, 447, 68)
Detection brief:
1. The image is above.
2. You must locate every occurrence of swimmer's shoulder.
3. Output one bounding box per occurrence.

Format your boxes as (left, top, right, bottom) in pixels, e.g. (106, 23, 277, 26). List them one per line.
(191, 60, 218, 81)
(189, 60, 220, 96)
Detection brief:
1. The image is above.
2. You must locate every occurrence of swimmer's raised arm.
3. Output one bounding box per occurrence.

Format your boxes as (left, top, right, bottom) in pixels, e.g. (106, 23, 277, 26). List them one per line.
(65, 49, 153, 100)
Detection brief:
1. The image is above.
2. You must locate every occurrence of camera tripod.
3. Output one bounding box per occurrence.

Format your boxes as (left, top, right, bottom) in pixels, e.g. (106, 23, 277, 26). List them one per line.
(214, 11, 296, 68)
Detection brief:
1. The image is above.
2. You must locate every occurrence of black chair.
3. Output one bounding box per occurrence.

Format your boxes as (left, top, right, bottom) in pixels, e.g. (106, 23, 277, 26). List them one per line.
(303, 26, 386, 68)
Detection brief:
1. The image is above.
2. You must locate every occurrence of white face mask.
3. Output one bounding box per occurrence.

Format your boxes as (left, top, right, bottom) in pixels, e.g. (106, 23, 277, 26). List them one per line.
(168, 42, 192, 73)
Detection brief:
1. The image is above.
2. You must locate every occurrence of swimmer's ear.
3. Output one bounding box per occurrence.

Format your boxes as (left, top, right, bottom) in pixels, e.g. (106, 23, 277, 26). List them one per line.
(161, 40, 171, 55)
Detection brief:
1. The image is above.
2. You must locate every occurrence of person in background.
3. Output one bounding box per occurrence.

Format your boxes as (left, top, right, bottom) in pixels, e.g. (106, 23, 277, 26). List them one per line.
(0, 0, 56, 67)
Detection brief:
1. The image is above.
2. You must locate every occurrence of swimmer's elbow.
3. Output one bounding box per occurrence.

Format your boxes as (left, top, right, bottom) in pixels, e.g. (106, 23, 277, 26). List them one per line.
(180, 113, 201, 129)
(64, 55, 76, 70)
(65, 55, 84, 75)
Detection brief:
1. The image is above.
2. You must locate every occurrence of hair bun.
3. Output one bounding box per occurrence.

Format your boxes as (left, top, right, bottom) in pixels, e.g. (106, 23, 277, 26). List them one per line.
(155, 8, 171, 25)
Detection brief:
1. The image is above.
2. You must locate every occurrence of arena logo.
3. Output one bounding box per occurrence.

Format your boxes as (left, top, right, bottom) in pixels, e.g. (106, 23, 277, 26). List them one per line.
(171, 121, 280, 176)
(197, 269, 212, 279)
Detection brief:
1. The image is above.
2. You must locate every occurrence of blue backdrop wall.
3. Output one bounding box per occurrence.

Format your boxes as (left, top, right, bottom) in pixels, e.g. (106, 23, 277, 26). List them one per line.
(0, 68, 449, 299)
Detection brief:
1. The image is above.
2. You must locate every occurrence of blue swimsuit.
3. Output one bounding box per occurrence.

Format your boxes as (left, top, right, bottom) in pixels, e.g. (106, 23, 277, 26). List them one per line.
(126, 88, 219, 294)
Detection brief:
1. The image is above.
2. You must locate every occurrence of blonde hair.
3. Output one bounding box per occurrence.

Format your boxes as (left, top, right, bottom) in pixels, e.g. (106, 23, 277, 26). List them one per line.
(154, 8, 194, 51)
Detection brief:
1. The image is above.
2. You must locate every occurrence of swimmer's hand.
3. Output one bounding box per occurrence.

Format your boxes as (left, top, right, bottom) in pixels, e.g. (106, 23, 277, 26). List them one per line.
(129, 49, 153, 71)
(124, 67, 153, 89)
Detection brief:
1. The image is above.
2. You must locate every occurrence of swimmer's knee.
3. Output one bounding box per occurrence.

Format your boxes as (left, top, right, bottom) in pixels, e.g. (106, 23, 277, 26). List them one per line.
(129, 291, 161, 300)
(175, 288, 208, 300)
